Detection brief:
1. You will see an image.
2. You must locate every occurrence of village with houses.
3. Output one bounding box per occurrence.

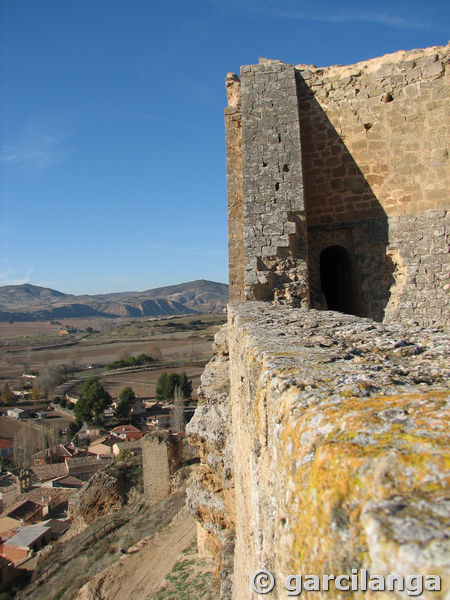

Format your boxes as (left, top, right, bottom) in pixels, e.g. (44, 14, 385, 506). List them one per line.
(0, 360, 198, 594)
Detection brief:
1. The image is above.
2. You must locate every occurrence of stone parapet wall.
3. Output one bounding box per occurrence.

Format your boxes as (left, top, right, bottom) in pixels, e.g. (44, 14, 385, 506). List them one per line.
(190, 303, 449, 599)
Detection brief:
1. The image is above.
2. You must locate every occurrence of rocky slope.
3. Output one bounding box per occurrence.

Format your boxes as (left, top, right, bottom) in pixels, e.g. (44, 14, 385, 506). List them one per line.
(0, 280, 228, 321)
(74, 507, 197, 600)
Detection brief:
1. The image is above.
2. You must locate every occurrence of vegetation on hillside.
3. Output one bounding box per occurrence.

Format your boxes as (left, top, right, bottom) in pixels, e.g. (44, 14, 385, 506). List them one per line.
(74, 376, 112, 424)
(105, 353, 153, 371)
(1, 383, 15, 405)
(154, 541, 216, 600)
(155, 372, 192, 402)
(114, 387, 136, 419)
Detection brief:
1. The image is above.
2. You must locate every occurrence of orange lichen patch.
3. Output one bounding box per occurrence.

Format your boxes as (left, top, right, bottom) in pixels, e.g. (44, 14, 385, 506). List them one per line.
(277, 389, 449, 581)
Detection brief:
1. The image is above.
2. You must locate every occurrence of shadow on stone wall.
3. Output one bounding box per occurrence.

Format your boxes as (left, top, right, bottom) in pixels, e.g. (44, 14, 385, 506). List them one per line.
(296, 73, 395, 321)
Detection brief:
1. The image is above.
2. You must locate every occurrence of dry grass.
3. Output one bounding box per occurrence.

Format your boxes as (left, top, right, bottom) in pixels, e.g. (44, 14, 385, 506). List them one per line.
(18, 489, 189, 600)
(153, 541, 216, 600)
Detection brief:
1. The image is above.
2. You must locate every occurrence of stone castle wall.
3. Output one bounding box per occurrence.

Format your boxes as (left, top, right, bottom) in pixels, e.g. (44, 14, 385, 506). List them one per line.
(229, 304, 449, 599)
(297, 46, 448, 224)
(296, 45, 449, 325)
(187, 44, 449, 600)
(188, 305, 449, 599)
(225, 73, 245, 301)
(226, 44, 449, 328)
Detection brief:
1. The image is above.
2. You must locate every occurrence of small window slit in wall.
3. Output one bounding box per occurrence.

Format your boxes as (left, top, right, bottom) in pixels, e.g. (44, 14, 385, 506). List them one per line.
(282, 164, 289, 172)
(275, 182, 280, 191)
(262, 161, 267, 167)
(278, 134, 282, 142)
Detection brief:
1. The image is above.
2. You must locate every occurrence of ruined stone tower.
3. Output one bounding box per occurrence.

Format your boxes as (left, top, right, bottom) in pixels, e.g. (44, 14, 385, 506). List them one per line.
(187, 44, 449, 600)
(226, 45, 449, 328)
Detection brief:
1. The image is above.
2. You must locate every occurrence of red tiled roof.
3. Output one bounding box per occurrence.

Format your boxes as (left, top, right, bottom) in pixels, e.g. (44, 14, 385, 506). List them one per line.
(111, 424, 141, 434)
(89, 435, 117, 448)
(1, 500, 42, 521)
(51, 475, 83, 488)
(0, 439, 14, 449)
(66, 456, 110, 467)
(31, 463, 68, 482)
(54, 445, 73, 458)
(10, 488, 74, 507)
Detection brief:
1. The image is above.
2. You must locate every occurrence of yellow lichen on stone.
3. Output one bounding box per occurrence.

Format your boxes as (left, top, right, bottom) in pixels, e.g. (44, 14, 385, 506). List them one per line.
(277, 389, 449, 595)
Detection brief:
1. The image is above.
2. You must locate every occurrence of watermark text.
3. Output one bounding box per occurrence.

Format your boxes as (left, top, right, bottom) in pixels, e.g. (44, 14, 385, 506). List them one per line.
(251, 569, 441, 596)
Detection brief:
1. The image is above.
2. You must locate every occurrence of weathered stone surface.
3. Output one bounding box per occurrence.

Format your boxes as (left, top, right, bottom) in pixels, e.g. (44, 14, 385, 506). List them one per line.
(239, 60, 310, 306)
(186, 325, 235, 594)
(227, 303, 449, 599)
(190, 304, 449, 599)
(226, 75, 245, 301)
(142, 431, 183, 505)
(295, 44, 449, 328)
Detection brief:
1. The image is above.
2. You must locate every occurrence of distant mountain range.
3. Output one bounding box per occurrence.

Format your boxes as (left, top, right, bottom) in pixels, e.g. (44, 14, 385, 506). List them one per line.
(0, 280, 229, 321)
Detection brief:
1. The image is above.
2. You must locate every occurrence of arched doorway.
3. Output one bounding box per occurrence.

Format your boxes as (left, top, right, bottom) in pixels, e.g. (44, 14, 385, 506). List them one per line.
(320, 245, 358, 315)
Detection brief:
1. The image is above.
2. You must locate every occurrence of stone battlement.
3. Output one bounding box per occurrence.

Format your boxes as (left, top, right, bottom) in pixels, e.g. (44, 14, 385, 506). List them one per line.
(187, 45, 449, 599)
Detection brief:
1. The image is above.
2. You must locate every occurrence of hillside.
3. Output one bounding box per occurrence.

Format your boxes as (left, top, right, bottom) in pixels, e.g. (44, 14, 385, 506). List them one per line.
(0, 280, 228, 321)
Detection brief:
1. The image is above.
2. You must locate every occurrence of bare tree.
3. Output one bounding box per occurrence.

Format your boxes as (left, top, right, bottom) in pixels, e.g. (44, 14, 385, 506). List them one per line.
(14, 427, 46, 468)
(38, 365, 63, 400)
(44, 426, 61, 449)
(170, 386, 185, 433)
(148, 344, 163, 362)
(67, 347, 81, 376)
(22, 350, 32, 374)
(118, 348, 130, 361)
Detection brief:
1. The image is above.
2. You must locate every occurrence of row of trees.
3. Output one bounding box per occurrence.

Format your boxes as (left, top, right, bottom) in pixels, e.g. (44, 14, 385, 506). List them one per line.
(71, 371, 193, 424)
(105, 353, 154, 371)
(73, 371, 193, 423)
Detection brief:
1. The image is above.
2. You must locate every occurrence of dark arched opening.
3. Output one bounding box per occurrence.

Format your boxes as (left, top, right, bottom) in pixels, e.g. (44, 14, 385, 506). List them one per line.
(320, 245, 358, 315)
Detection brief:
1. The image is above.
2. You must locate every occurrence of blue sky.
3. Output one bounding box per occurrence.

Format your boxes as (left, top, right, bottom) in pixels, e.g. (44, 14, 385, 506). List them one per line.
(1, 0, 448, 294)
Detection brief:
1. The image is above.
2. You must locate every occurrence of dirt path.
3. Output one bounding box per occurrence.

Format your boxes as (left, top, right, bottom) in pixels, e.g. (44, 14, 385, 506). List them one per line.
(75, 506, 196, 600)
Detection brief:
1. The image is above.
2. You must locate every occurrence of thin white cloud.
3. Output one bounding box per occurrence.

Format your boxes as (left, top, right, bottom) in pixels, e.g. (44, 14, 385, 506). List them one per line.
(0, 264, 35, 286)
(203, 0, 439, 31)
(0, 120, 70, 172)
(272, 7, 430, 30)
